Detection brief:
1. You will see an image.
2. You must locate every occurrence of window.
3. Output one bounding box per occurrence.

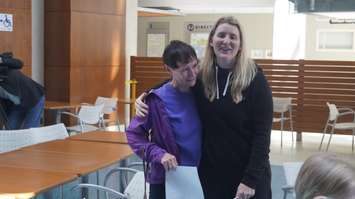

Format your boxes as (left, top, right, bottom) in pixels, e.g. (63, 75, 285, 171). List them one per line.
(190, 33, 209, 58)
(185, 22, 214, 58)
(317, 30, 355, 51)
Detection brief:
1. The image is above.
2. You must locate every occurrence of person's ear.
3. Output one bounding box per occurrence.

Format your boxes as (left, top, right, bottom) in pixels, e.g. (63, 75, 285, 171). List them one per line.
(209, 38, 214, 47)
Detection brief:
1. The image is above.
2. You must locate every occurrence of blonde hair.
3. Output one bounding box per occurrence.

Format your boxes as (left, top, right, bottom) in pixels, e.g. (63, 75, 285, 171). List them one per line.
(201, 16, 256, 103)
(295, 153, 355, 199)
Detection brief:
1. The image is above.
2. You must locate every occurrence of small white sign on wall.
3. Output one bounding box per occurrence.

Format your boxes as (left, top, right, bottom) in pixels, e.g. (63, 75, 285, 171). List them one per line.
(147, 33, 166, 57)
(250, 49, 265, 59)
(0, 13, 13, 32)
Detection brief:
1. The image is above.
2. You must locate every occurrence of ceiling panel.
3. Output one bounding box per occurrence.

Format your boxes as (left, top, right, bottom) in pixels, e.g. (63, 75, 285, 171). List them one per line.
(138, 0, 275, 14)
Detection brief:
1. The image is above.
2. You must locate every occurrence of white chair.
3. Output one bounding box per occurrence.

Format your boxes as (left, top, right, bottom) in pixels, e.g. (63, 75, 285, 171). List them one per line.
(72, 167, 149, 199)
(0, 129, 33, 153)
(273, 97, 294, 147)
(94, 96, 120, 129)
(61, 104, 104, 133)
(319, 102, 355, 152)
(282, 162, 303, 199)
(30, 123, 69, 144)
(0, 124, 70, 154)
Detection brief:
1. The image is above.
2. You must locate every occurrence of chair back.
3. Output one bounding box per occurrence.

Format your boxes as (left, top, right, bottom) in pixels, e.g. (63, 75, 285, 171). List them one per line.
(124, 171, 147, 199)
(30, 123, 69, 143)
(95, 96, 118, 114)
(103, 167, 149, 199)
(0, 129, 33, 153)
(78, 104, 104, 124)
(326, 102, 339, 121)
(273, 97, 292, 113)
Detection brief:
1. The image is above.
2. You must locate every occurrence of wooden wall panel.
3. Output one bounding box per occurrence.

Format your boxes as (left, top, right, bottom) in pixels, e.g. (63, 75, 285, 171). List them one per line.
(0, 3, 31, 76)
(131, 57, 355, 135)
(0, 0, 29, 9)
(45, 67, 70, 101)
(45, 12, 70, 67)
(21, 66, 31, 76)
(45, 0, 70, 12)
(45, 10, 70, 101)
(70, 13, 124, 67)
(45, 0, 126, 124)
(70, 66, 126, 120)
(71, 0, 125, 15)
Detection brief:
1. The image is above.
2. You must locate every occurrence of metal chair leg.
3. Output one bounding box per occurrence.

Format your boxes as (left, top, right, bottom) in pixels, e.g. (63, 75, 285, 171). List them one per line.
(352, 129, 354, 152)
(290, 110, 294, 143)
(283, 191, 287, 199)
(326, 125, 336, 151)
(281, 113, 284, 148)
(319, 124, 329, 151)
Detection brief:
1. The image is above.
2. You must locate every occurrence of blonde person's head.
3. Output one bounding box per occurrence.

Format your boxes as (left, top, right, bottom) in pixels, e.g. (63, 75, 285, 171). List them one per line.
(295, 153, 355, 199)
(201, 16, 256, 104)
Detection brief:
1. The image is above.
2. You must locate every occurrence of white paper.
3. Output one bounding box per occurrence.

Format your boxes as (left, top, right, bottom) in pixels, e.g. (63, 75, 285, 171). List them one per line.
(165, 166, 204, 199)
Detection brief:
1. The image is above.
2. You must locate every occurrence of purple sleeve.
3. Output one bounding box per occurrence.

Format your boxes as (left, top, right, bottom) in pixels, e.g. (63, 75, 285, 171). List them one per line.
(126, 99, 166, 164)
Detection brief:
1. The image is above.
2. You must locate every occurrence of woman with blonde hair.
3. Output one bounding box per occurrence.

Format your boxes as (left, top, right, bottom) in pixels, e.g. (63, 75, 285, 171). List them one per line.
(135, 16, 273, 199)
(295, 153, 355, 199)
(194, 16, 272, 199)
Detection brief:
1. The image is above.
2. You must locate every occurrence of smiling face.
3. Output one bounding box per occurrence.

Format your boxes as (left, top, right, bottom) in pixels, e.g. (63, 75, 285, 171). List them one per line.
(209, 23, 241, 67)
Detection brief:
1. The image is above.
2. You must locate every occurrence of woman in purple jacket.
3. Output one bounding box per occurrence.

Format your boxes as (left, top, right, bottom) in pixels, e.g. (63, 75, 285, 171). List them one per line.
(126, 40, 201, 199)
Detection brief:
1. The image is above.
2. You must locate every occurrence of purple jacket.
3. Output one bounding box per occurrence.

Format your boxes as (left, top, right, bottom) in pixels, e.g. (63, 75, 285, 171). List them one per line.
(126, 91, 180, 184)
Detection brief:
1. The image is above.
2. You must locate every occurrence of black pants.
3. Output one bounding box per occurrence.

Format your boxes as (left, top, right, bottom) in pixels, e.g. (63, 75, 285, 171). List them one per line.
(198, 166, 272, 199)
(149, 183, 165, 199)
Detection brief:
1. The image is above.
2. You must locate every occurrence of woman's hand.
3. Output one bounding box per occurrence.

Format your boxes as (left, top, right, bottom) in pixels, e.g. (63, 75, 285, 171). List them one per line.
(135, 92, 149, 117)
(160, 153, 178, 171)
(235, 183, 255, 199)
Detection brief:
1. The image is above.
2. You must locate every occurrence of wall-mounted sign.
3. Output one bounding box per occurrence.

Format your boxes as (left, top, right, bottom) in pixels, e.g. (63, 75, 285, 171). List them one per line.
(185, 22, 214, 32)
(185, 22, 214, 58)
(147, 33, 166, 57)
(0, 13, 13, 32)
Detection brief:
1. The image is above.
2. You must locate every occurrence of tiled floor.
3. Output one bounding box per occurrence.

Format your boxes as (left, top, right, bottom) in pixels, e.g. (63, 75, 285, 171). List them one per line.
(270, 130, 355, 165)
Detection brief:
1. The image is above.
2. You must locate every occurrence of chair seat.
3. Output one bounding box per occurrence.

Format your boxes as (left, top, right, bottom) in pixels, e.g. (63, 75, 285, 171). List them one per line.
(273, 118, 290, 123)
(334, 122, 355, 130)
(66, 124, 99, 133)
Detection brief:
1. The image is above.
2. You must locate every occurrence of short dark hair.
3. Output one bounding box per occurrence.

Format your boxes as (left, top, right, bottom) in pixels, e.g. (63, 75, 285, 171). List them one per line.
(162, 40, 197, 69)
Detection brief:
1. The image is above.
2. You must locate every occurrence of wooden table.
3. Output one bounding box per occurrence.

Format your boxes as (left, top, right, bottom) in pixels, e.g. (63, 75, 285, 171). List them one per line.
(0, 134, 133, 198)
(0, 140, 132, 176)
(0, 166, 76, 199)
(45, 101, 81, 110)
(68, 131, 128, 144)
(45, 101, 82, 123)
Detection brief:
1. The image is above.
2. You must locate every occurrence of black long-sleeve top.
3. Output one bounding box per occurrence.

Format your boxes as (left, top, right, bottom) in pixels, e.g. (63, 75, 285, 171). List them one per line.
(0, 54, 44, 109)
(193, 67, 273, 189)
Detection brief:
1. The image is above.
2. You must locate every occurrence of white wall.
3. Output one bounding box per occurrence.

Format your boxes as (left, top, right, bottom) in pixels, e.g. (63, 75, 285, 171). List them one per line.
(305, 15, 355, 61)
(137, 13, 274, 58)
(31, 0, 44, 85)
(125, 0, 138, 124)
(273, 0, 306, 59)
